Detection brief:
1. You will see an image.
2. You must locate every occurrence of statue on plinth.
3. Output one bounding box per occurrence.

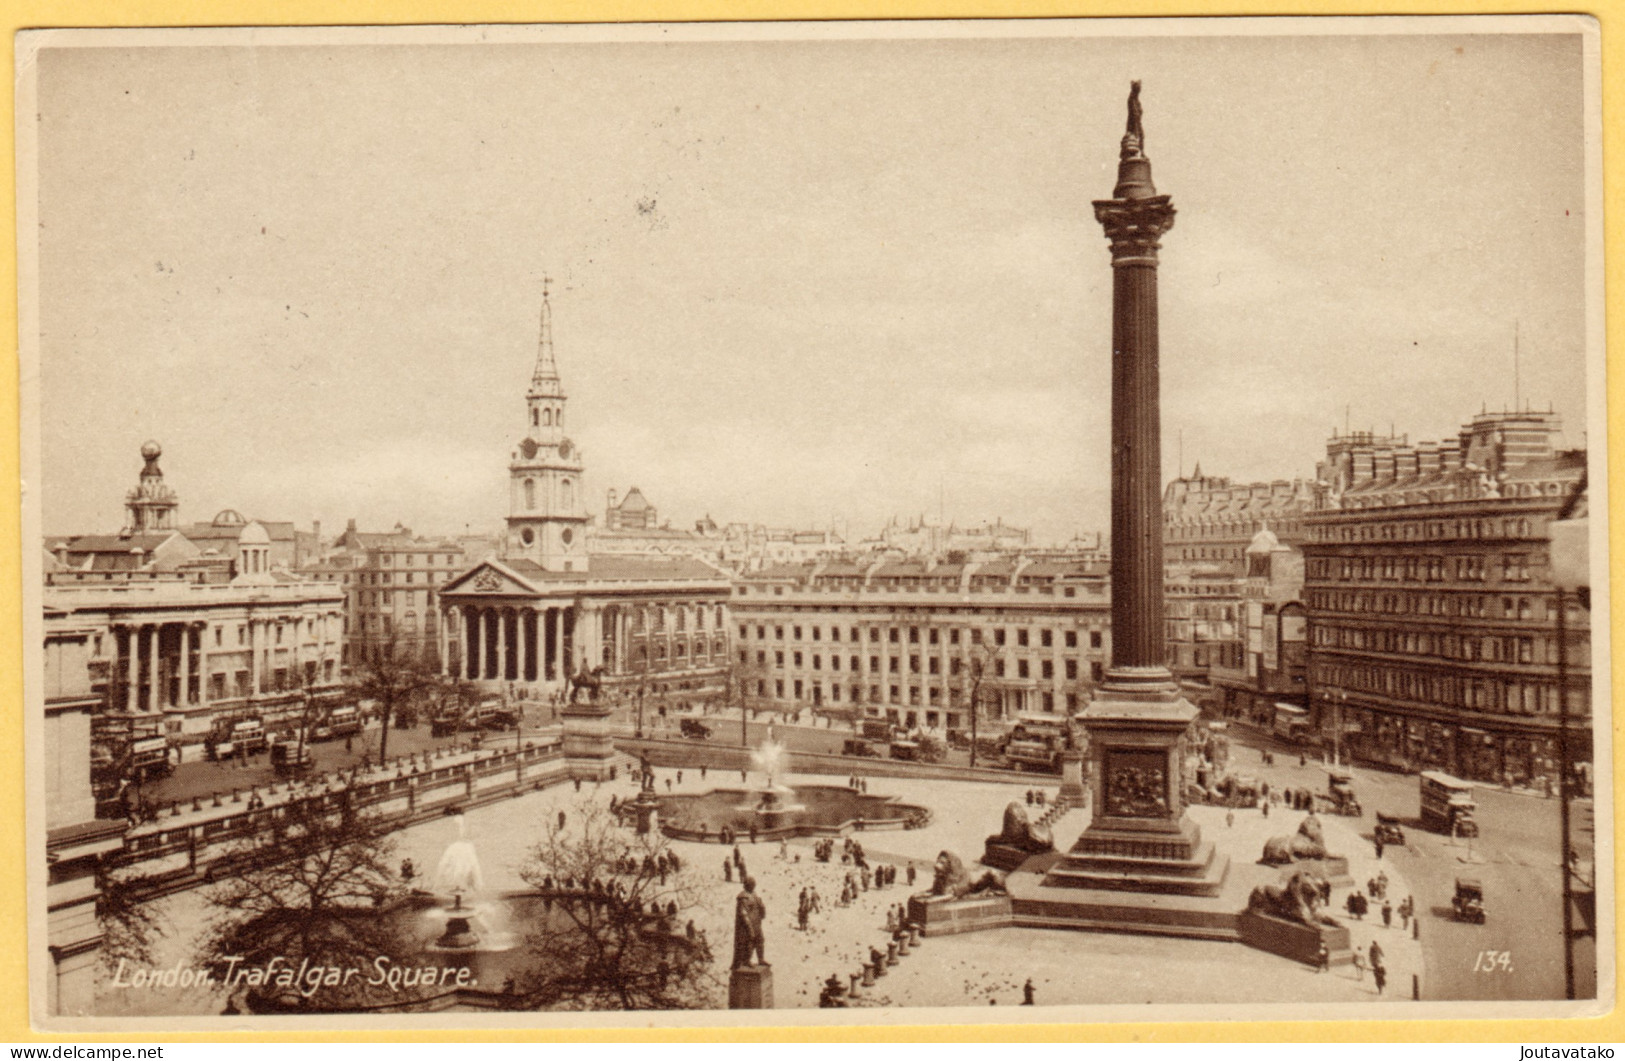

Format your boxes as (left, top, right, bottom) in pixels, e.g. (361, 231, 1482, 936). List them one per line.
(986, 802, 1054, 854)
(1247, 868, 1339, 928)
(1261, 812, 1330, 865)
(930, 850, 1006, 900)
(731, 876, 767, 969)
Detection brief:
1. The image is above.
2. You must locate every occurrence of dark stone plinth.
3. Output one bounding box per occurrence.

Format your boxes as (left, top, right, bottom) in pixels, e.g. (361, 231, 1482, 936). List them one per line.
(728, 964, 773, 1009)
(1236, 910, 1353, 968)
(907, 893, 1014, 937)
(982, 842, 1038, 873)
(1279, 855, 1353, 888)
(632, 794, 660, 836)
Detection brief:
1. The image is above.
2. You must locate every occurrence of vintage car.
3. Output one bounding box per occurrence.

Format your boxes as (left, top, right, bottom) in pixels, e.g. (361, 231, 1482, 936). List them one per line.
(1453, 878, 1486, 924)
(842, 738, 880, 758)
(679, 717, 712, 740)
(430, 713, 464, 738)
(1374, 812, 1407, 846)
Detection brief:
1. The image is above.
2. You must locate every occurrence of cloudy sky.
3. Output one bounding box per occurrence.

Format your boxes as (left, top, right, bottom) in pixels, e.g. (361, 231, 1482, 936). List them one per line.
(27, 21, 1592, 543)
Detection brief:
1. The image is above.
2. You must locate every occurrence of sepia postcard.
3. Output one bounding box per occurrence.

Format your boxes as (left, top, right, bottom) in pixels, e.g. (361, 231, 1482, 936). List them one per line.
(16, 16, 1612, 1033)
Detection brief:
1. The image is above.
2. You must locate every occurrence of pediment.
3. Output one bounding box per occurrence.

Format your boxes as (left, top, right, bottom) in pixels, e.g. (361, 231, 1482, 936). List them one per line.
(439, 559, 539, 598)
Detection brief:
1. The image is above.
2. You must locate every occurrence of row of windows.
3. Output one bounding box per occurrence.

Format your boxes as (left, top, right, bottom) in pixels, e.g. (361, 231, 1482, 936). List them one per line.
(738, 583, 1095, 598)
(737, 623, 1101, 650)
(755, 678, 1083, 714)
(1315, 625, 1553, 666)
(1307, 554, 1530, 584)
(375, 552, 461, 567)
(629, 604, 726, 633)
(1316, 662, 1565, 717)
(1306, 589, 1551, 621)
(745, 647, 1099, 683)
(1311, 515, 1541, 545)
(360, 570, 453, 586)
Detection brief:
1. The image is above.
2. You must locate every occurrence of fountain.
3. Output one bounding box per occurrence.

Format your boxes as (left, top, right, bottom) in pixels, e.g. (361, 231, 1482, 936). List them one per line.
(652, 732, 931, 842)
(420, 816, 517, 954)
(740, 736, 805, 830)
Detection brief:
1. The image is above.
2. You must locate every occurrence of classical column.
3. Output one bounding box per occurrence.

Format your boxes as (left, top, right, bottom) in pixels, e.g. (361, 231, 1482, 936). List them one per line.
(147, 624, 162, 711)
(497, 607, 509, 682)
(466, 608, 481, 681)
(1093, 80, 1179, 700)
(249, 619, 261, 696)
(551, 607, 564, 680)
(438, 607, 450, 677)
(198, 622, 211, 708)
(179, 622, 191, 708)
(124, 625, 139, 712)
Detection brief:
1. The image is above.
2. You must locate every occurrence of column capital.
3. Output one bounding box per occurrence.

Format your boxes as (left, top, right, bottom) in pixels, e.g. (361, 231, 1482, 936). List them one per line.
(1092, 196, 1175, 266)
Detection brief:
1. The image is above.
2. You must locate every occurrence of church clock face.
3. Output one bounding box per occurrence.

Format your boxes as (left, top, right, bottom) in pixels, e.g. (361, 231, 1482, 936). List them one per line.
(561, 528, 574, 546)
(558, 439, 574, 460)
(519, 438, 539, 459)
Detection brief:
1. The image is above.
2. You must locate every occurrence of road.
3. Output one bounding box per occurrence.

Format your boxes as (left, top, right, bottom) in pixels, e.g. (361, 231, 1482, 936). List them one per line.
(1220, 726, 1596, 1001)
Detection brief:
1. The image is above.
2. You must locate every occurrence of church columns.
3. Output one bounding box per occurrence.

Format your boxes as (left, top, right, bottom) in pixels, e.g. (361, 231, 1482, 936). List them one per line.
(550, 607, 564, 680)
(497, 607, 509, 682)
(466, 608, 481, 681)
(178, 623, 191, 708)
(123, 625, 138, 711)
(147, 625, 161, 711)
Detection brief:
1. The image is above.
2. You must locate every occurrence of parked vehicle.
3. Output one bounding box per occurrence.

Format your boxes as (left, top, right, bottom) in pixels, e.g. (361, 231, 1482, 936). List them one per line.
(1453, 878, 1486, 923)
(842, 738, 880, 758)
(431, 712, 464, 737)
(472, 705, 519, 730)
(680, 717, 712, 740)
(271, 741, 315, 777)
(1420, 771, 1478, 838)
(1000, 715, 1069, 774)
(127, 735, 173, 783)
(1374, 812, 1406, 846)
(326, 703, 363, 737)
(1326, 768, 1362, 816)
(225, 718, 267, 755)
(888, 739, 920, 762)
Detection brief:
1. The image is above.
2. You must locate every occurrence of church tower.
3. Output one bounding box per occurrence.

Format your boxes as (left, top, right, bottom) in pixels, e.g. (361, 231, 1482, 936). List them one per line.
(504, 283, 589, 572)
(124, 440, 179, 534)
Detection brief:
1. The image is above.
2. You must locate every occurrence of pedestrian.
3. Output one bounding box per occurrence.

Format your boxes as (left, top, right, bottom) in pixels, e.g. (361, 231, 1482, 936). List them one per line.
(1022, 979, 1035, 1006)
(1226, 810, 1235, 829)
(677, 770, 683, 785)
(1261, 799, 1270, 819)
(700, 764, 707, 780)
(1369, 940, 1384, 972)
(558, 810, 567, 830)
(574, 778, 581, 793)
(723, 858, 733, 883)
(1351, 949, 1366, 981)
(1372, 961, 1387, 995)
(666, 778, 673, 792)
(1375, 837, 1385, 860)
(1316, 942, 1329, 973)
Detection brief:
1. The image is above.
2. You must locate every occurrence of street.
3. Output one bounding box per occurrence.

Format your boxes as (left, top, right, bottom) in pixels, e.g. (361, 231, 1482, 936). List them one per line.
(1218, 725, 1596, 1002)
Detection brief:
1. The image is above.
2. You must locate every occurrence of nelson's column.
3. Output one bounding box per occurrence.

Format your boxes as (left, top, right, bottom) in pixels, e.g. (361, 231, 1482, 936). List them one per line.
(1043, 82, 1230, 903)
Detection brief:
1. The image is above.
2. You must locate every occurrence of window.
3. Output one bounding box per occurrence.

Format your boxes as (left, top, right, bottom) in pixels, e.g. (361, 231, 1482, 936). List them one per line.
(1090, 631, 1103, 649)
(1017, 629, 1029, 647)
(1041, 629, 1053, 648)
(950, 629, 960, 645)
(793, 652, 803, 667)
(775, 651, 785, 667)
(994, 629, 1007, 647)
(889, 628, 900, 643)
(1065, 630, 1077, 648)
(775, 626, 784, 640)
(1042, 660, 1054, 679)
(889, 656, 900, 674)
(1017, 659, 1029, 679)
(1066, 659, 1078, 680)
(794, 626, 803, 641)
(812, 654, 822, 670)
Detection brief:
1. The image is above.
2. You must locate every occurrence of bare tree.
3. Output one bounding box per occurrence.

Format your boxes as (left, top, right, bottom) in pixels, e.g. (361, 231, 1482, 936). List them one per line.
(196, 799, 426, 1013)
(958, 641, 1004, 768)
(511, 798, 716, 1010)
(96, 865, 164, 972)
(350, 626, 437, 763)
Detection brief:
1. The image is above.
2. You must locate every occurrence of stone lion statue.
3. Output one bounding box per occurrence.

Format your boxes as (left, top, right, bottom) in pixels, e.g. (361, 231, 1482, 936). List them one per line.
(930, 850, 1006, 899)
(1261, 812, 1329, 865)
(1247, 868, 1338, 927)
(985, 802, 1053, 854)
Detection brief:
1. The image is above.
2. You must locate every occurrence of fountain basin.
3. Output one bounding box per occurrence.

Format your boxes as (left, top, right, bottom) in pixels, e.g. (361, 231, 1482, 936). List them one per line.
(652, 784, 931, 842)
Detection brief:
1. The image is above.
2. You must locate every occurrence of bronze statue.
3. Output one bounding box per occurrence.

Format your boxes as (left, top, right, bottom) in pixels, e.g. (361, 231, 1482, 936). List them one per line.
(1261, 812, 1330, 865)
(986, 801, 1054, 854)
(929, 850, 1006, 899)
(731, 876, 767, 968)
(1247, 868, 1339, 927)
(568, 663, 607, 704)
(1127, 80, 1144, 144)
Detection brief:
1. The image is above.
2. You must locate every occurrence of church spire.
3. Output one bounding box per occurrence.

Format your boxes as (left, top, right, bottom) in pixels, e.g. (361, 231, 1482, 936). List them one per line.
(529, 277, 563, 399)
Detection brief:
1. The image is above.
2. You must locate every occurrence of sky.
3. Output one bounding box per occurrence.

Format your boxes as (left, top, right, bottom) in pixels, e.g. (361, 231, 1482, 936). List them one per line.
(28, 22, 1592, 544)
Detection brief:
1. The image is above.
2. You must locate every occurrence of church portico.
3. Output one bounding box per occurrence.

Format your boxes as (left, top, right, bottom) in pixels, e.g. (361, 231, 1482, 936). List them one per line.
(437, 288, 732, 702)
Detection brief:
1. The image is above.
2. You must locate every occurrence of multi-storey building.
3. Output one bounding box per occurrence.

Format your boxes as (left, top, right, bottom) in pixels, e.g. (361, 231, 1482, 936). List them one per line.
(730, 558, 1112, 733)
(437, 290, 732, 703)
(43, 443, 346, 753)
(1161, 468, 1318, 687)
(1303, 410, 1589, 787)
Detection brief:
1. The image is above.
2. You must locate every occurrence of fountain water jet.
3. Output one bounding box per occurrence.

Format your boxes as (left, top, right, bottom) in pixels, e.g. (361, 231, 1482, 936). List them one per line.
(422, 815, 516, 953)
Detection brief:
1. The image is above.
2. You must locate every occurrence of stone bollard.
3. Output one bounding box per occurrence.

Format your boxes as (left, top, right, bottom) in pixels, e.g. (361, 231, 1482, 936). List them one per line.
(191, 796, 202, 811)
(170, 801, 181, 817)
(1412, 974, 1419, 1000)
(849, 972, 862, 997)
(886, 941, 899, 966)
(907, 924, 922, 946)
(1413, 919, 1420, 940)
(212, 793, 222, 807)
(232, 788, 241, 803)
(897, 933, 910, 956)
(862, 964, 876, 987)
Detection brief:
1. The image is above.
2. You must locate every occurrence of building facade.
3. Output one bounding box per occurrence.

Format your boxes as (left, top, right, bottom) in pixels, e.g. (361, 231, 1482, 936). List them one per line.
(437, 291, 732, 703)
(1303, 411, 1589, 787)
(730, 558, 1112, 732)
